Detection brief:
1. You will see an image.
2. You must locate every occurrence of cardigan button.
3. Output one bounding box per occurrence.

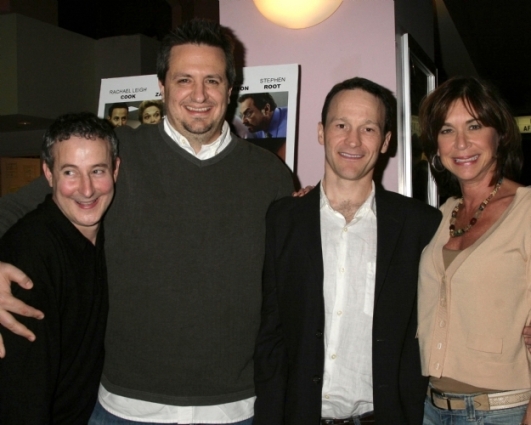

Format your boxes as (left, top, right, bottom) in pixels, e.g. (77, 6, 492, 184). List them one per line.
(312, 375, 322, 384)
(315, 330, 323, 338)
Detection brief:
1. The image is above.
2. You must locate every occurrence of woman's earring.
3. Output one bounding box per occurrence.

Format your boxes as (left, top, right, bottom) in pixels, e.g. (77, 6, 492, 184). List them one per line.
(430, 154, 445, 172)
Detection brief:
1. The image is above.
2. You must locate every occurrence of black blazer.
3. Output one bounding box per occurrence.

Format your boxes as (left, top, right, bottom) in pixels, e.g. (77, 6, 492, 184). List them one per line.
(254, 185, 441, 425)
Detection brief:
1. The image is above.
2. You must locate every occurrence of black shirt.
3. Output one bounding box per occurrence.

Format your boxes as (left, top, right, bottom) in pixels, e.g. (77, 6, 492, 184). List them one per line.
(0, 195, 108, 424)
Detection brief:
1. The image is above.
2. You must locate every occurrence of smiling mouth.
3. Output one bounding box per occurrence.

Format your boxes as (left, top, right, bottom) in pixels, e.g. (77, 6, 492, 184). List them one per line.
(454, 154, 479, 163)
(76, 199, 99, 209)
(339, 152, 363, 159)
(186, 105, 211, 113)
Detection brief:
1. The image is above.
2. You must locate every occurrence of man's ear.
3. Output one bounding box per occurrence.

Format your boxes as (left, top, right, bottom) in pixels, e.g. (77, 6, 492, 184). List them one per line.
(158, 80, 165, 102)
(318, 122, 325, 146)
(263, 103, 272, 117)
(227, 86, 233, 104)
(113, 157, 121, 182)
(42, 163, 54, 188)
(380, 131, 391, 154)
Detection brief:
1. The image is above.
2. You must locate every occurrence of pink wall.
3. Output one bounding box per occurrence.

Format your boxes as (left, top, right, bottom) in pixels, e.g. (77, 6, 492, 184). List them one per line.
(221, 0, 398, 191)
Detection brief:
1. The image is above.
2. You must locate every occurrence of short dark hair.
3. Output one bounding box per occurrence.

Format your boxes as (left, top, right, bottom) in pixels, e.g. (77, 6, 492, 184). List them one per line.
(157, 19, 236, 87)
(138, 100, 164, 123)
(108, 102, 129, 117)
(42, 112, 119, 170)
(419, 76, 523, 197)
(237, 93, 277, 111)
(321, 77, 394, 134)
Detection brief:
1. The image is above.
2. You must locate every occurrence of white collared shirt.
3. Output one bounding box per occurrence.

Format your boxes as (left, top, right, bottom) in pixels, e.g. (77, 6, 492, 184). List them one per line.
(98, 121, 255, 423)
(164, 119, 233, 159)
(320, 182, 377, 418)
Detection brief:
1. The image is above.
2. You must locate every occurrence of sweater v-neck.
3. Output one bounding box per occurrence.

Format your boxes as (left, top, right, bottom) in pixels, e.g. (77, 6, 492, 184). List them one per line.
(437, 186, 531, 278)
(157, 122, 239, 168)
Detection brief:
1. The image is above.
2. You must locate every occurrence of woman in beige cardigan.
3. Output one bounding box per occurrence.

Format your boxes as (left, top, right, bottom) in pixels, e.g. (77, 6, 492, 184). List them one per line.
(418, 76, 530, 425)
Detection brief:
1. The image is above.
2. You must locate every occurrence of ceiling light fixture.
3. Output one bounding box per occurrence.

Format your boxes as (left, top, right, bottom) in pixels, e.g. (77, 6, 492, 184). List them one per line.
(253, 0, 343, 29)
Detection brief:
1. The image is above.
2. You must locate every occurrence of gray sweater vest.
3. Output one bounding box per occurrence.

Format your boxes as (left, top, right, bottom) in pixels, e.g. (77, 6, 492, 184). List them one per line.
(100, 123, 294, 405)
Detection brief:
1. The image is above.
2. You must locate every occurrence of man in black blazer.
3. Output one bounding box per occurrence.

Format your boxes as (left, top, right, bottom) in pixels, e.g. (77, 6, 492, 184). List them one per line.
(254, 77, 441, 425)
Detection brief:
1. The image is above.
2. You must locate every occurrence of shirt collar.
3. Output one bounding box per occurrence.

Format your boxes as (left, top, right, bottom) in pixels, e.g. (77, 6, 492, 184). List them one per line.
(319, 181, 377, 218)
(163, 119, 232, 160)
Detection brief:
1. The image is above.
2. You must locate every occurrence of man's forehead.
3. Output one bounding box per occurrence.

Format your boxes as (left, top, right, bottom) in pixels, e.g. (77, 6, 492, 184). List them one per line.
(169, 43, 226, 63)
(53, 136, 110, 151)
(52, 138, 112, 167)
(328, 89, 385, 120)
(333, 88, 382, 106)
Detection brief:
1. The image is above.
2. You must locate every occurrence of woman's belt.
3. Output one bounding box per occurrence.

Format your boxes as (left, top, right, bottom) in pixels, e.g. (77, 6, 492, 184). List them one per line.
(427, 387, 531, 411)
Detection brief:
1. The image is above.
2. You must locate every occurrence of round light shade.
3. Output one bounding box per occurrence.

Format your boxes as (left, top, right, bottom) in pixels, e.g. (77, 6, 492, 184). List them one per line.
(253, 0, 343, 29)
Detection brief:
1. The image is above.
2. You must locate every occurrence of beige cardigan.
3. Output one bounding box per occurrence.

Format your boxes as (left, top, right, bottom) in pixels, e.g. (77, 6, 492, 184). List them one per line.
(418, 186, 531, 390)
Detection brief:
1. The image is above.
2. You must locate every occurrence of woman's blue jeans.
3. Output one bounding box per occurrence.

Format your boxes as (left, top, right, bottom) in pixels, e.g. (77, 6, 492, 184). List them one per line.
(423, 394, 527, 425)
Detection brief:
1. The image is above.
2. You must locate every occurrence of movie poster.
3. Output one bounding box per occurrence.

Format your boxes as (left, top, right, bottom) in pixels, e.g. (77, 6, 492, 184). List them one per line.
(98, 64, 299, 170)
(97, 75, 163, 129)
(230, 64, 298, 170)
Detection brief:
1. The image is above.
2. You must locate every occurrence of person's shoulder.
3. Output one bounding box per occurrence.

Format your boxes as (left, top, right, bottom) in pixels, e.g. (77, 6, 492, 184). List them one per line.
(232, 134, 290, 170)
(3, 199, 46, 233)
(268, 185, 318, 217)
(0, 206, 71, 296)
(269, 194, 297, 213)
(507, 186, 531, 222)
(276, 107, 288, 125)
(115, 122, 160, 142)
(516, 185, 531, 201)
(377, 187, 441, 220)
(439, 196, 459, 211)
(377, 186, 430, 209)
(114, 123, 135, 138)
(114, 124, 168, 165)
(227, 135, 294, 197)
(232, 134, 273, 156)
(0, 201, 54, 261)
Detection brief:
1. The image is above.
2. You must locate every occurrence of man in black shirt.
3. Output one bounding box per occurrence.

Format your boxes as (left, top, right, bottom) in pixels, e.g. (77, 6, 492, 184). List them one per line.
(0, 112, 120, 423)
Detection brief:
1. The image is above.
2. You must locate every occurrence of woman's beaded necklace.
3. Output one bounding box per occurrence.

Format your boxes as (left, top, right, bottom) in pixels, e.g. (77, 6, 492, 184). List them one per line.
(449, 178, 503, 238)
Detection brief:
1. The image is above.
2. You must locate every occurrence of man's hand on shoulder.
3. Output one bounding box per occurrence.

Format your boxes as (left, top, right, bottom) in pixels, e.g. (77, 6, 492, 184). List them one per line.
(292, 186, 314, 197)
(0, 262, 43, 358)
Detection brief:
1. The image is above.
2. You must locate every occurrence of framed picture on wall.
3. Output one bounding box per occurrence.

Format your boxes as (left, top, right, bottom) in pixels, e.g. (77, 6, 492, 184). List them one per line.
(397, 33, 438, 207)
(229, 64, 299, 171)
(98, 75, 163, 129)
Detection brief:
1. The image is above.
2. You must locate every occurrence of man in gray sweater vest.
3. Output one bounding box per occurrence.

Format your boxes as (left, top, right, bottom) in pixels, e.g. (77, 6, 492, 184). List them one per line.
(0, 19, 293, 424)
